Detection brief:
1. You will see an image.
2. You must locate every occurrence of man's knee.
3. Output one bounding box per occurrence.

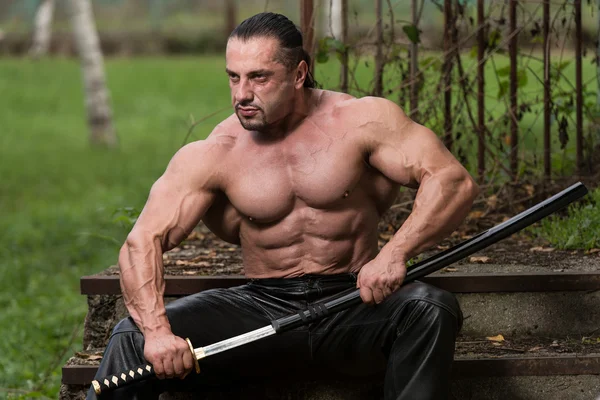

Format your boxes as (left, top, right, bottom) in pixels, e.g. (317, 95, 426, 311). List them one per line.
(104, 317, 145, 355)
(112, 317, 140, 335)
(390, 282, 463, 332)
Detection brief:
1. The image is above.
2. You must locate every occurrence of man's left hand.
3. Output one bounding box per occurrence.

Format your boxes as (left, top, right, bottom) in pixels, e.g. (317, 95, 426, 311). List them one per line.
(357, 250, 407, 305)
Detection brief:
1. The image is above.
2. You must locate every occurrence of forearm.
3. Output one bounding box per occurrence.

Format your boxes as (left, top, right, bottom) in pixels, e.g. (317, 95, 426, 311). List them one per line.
(118, 235, 171, 335)
(383, 169, 479, 262)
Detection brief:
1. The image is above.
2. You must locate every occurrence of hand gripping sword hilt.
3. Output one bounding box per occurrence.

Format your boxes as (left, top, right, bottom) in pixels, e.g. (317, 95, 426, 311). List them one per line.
(91, 338, 199, 395)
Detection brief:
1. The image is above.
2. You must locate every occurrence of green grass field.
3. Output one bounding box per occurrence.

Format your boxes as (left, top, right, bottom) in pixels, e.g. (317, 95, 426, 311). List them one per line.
(0, 56, 233, 399)
(0, 53, 596, 398)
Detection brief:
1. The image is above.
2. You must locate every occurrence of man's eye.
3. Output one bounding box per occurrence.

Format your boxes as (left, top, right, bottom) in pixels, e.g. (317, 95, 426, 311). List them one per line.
(254, 76, 267, 82)
(229, 76, 239, 82)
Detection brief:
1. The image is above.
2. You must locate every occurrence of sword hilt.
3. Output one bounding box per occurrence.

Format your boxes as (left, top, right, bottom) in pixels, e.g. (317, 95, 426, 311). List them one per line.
(91, 338, 199, 395)
(91, 363, 154, 395)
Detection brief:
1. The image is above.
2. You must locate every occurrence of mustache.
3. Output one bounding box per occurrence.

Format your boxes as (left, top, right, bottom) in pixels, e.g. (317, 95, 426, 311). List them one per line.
(235, 102, 262, 111)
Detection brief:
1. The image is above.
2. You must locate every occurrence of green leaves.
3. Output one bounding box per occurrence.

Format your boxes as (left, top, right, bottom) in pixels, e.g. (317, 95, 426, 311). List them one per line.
(112, 206, 140, 230)
(315, 37, 347, 64)
(558, 115, 569, 149)
(402, 24, 421, 44)
(496, 66, 528, 99)
(488, 29, 503, 52)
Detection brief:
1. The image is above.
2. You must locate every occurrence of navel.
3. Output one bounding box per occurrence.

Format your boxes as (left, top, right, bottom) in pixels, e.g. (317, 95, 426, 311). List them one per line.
(343, 190, 350, 198)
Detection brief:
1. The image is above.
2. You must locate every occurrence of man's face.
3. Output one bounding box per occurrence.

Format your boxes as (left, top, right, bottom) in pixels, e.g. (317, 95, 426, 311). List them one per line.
(225, 36, 297, 132)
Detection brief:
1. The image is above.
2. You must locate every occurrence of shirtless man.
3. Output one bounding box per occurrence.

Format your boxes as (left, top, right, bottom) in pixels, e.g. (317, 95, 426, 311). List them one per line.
(88, 12, 478, 400)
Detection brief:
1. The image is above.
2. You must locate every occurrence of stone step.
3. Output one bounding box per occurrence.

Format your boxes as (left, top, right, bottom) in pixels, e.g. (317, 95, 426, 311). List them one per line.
(61, 343, 600, 400)
(80, 269, 600, 350)
(60, 376, 600, 400)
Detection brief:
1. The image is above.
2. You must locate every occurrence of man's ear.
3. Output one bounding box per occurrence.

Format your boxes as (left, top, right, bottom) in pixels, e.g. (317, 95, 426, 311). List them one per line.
(294, 60, 308, 89)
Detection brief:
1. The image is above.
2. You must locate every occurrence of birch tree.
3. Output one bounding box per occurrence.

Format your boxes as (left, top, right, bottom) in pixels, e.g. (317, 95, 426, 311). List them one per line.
(30, 0, 55, 58)
(330, 0, 343, 40)
(324, 0, 343, 39)
(68, 0, 117, 147)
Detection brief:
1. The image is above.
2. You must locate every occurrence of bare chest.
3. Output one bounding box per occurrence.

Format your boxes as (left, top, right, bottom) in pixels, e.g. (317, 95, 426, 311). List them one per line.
(224, 129, 364, 222)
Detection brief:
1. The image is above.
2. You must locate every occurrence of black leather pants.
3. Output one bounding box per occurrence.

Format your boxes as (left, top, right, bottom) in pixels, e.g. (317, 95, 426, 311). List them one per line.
(87, 274, 462, 400)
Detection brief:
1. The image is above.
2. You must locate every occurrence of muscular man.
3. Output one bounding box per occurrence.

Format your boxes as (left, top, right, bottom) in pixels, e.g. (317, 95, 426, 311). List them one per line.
(88, 12, 478, 400)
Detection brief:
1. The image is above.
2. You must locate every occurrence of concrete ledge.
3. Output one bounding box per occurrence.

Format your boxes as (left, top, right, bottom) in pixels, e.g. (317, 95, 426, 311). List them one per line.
(60, 375, 600, 400)
(62, 354, 600, 385)
(450, 375, 600, 400)
(457, 290, 600, 336)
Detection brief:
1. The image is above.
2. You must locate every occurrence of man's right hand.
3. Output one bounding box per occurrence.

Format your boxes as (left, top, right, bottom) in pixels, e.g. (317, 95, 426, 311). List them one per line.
(143, 328, 197, 380)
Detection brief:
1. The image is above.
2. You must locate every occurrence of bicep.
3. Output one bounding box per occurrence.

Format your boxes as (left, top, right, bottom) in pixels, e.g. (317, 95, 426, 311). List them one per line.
(129, 143, 220, 251)
(133, 178, 216, 251)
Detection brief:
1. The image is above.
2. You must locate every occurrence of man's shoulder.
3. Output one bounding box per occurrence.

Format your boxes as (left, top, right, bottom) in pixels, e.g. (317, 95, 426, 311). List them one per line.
(337, 95, 399, 115)
(318, 92, 400, 120)
(319, 93, 407, 136)
(207, 114, 242, 141)
(175, 117, 241, 164)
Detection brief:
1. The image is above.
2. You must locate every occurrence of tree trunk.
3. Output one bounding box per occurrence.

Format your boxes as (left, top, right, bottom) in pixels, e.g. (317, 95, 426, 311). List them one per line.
(325, 0, 343, 39)
(593, 0, 600, 172)
(596, 0, 600, 146)
(68, 0, 117, 148)
(29, 0, 55, 58)
(374, 0, 384, 97)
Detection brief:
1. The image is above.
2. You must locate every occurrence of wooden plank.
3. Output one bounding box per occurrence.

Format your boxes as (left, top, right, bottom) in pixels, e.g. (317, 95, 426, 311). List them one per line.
(80, 272, 600, 296)
(80, 275, 247, 295)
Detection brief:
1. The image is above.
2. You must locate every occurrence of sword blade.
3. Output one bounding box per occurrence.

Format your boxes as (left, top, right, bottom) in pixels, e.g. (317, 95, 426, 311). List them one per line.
(194, 325, 276, 360)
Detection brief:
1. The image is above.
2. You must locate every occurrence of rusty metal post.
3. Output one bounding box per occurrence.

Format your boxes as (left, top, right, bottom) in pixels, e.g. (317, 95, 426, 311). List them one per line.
(340, 0, 349, 93)
(224, 0, 237, 37)
(477, 0, 485, 181)
(543, 0, 551, 178)
(301, 0, 315, 73)
(509, 0, 518, 180)
(410, 0, 419, 120)
(374, 0, 384, 97)
(443, 0, 453, 150)
(575, 0, 583, 174)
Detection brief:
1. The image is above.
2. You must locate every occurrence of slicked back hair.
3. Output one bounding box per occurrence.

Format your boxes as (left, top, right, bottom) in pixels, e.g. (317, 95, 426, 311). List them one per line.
(229, 12, 316, 88)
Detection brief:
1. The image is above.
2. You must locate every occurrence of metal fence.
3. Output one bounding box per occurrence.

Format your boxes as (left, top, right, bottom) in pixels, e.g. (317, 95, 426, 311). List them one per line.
(305, 0, 598, 184)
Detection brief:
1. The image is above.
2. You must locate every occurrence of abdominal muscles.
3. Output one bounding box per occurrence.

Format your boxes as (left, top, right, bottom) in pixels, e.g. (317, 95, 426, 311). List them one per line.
(240, 197, 380, 278)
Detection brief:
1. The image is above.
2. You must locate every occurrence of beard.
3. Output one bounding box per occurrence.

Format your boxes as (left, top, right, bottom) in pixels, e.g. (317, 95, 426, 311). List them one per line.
(235, 105, 269, 132)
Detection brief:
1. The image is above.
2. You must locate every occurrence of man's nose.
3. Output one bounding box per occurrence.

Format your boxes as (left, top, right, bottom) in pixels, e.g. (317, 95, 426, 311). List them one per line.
(235, 79, 253, 104)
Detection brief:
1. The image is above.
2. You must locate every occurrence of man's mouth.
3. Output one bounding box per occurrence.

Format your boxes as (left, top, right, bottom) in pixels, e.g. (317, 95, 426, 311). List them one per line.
(237, 106, 260, 117)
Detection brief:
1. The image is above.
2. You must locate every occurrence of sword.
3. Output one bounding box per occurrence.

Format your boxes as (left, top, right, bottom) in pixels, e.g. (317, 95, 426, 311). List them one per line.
(92, 182, 588, 395)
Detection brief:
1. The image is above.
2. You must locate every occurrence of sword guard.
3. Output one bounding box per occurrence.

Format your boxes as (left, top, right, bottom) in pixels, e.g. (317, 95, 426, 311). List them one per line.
(186, 338, 201, 374)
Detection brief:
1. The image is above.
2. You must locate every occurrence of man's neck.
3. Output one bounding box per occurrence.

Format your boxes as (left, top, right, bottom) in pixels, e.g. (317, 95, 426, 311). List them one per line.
(261, 88, 314, 139)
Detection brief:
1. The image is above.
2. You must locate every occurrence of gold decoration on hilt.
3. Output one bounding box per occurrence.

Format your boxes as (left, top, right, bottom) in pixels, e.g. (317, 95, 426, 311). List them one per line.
(92, 364, 153, 394)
